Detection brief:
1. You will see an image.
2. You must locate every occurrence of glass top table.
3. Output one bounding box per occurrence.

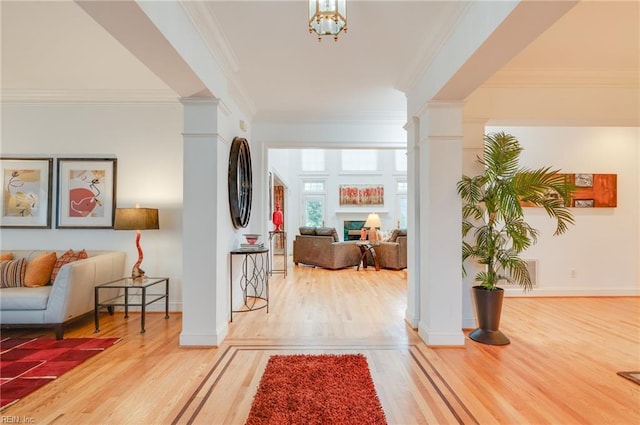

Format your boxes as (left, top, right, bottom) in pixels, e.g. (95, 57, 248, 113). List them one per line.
(94, 277, 169, 334)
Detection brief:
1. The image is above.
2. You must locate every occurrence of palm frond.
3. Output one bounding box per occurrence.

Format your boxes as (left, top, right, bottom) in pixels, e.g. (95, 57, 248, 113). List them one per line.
(457, 131, 575, 290)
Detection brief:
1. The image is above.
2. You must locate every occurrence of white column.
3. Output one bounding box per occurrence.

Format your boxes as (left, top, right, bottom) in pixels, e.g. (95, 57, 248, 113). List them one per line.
(180, 97, 227, 346)
(404, 117, 420, 328)
(417, 102, 465, 346)
(461, 119, 487, 329)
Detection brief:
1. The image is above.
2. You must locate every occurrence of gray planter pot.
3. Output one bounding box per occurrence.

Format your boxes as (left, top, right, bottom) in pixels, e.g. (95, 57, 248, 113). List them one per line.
(469, 286, 510, 345)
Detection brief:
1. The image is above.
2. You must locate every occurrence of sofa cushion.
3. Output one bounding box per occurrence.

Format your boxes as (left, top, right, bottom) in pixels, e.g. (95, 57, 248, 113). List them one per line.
(316, 227, 339, 242)
(0, 258, 27, 288)
(299, 226, 316, 235)
(388, 229, 407, 242)
(24, 252, 57, 287)
(0, 286, 51, 310)
(50, 249, 88, 283)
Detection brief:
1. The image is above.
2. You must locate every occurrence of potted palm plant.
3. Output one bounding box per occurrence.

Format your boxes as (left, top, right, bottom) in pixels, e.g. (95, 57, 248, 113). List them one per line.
(457, 132, 575, 345)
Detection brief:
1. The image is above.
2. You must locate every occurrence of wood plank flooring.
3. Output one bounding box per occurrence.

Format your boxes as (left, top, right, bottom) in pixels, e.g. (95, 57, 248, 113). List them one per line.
(1, 259, 639, 424)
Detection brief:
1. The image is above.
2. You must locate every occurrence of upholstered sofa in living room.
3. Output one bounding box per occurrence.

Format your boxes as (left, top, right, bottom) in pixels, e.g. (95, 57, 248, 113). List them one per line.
(0, 250, 125, 339)
(293, 227, 361, 270)
(372, 229, 407, 270)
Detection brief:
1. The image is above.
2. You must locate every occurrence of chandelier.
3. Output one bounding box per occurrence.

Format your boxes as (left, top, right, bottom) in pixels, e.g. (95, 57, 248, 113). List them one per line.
(308, 0, 347, 42)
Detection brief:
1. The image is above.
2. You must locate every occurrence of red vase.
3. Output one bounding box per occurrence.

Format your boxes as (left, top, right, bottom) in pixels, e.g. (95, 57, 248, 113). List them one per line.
(272, 202, 283, 232)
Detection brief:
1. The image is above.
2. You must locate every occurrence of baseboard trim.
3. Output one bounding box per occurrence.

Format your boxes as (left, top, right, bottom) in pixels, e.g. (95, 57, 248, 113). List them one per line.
(504, 287, 640, 297)
(418, 323, 465, 346)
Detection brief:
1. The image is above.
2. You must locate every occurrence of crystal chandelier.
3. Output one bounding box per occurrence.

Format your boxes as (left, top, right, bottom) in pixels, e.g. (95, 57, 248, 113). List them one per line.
(308, 0, 347, 42)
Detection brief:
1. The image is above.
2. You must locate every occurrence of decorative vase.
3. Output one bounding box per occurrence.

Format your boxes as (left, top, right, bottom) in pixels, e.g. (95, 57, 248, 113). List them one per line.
(272, 202, 283, 232)
(469, 286, 510, 345)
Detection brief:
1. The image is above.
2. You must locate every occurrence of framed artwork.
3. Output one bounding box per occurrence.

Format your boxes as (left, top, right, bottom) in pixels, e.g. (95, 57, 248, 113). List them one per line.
(521, 173, 617, 208)
(0, 157, 53, 228)
(339, 184, 384, 206)
(56, 158, 117, 228)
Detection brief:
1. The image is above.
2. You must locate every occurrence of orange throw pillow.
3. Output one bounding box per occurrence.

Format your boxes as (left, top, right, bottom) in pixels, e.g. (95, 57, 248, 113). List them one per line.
(50, 249, 88, 283)
(24, 252, 58, 287)
(0, 253, 13, 261)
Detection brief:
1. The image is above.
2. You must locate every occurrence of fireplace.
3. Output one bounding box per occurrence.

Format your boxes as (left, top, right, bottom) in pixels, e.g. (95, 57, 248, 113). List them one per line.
(344, 220, 365, 241)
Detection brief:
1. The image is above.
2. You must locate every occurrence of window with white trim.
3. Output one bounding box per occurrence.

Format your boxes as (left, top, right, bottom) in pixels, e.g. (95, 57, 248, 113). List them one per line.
(340, 149, 378, 172)
(302, 180, 325, 193)
(301, 149, 325, 172)
(395, 150, 407, 172)
(396, 178, 407, 229)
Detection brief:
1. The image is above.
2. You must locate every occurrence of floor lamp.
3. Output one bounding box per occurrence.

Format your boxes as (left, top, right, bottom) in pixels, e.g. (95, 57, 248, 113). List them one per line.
(114, 207, 159, 281)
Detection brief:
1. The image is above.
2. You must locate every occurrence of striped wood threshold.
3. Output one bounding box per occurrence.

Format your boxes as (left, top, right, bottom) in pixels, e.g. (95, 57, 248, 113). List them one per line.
(170, 343, 478, 425)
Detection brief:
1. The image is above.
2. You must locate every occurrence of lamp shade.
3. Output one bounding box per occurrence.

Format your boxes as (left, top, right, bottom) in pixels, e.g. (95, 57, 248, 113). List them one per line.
(114, 208, 159, 231)
(364, 213, 382, 229)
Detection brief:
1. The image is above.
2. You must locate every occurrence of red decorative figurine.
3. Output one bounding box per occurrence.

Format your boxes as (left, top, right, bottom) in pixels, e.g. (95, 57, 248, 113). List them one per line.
(272, 201, 283, 232)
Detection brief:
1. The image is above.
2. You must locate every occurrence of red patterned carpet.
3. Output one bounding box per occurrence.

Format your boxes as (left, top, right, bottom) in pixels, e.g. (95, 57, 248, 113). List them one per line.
(245, 354, 387, 425)
(0, 337, 120, 410)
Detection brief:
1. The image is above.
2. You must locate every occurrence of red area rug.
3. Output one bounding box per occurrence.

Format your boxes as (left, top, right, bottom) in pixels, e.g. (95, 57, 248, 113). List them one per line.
(0, 337, 120, 410)
(245, 354, 387, 425)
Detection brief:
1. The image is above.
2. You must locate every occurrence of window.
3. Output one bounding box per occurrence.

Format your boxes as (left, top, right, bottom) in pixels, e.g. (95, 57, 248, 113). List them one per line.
(303, 195, 325, 227)
(395, 150, 407, 172)
(396, 178, 407, 229)
(301, 149, 325, 172)
(302, 180, 325, 192)
(341, 150, 378, 172)
(397, 196, 408, 229)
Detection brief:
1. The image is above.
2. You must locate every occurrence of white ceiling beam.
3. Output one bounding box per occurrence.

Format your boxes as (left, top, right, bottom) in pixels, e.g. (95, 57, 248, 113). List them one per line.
(75, 0, 212, 99)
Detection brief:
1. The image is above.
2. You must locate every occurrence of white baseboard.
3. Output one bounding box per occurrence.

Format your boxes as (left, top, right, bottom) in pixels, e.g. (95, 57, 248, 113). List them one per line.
(418, 323, 465, 346)
(462, 317, 477, 329)
(404, 310, 419, 329)
(179, 322, 228, 347)
(504, 287, 640, 297)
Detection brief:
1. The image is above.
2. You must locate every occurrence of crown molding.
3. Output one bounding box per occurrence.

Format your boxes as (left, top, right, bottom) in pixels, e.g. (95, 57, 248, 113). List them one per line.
(1, 89, 180, 104)
(253, 109, 407, 125)
(484, 68, 640, 88)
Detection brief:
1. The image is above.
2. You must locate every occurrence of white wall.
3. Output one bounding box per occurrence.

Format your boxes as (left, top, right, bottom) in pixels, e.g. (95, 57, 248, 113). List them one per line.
(486, 126, 640, 296)
(1, 102, 185, 310)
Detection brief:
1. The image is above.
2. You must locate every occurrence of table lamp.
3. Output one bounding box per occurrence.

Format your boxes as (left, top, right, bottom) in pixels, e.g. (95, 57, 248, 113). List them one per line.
(114, 207, 159, 281)
(364, 213, 382, 243)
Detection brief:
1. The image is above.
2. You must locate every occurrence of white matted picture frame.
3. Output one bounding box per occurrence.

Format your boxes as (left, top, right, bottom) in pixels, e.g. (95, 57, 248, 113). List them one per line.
(56, 158, 117, 228)
(0, 157, 53, 228)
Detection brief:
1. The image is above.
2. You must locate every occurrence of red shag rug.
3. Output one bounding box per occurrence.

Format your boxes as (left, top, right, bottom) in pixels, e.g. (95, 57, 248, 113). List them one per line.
(0, 337, 120, 410)
(245, 354, 387, 425)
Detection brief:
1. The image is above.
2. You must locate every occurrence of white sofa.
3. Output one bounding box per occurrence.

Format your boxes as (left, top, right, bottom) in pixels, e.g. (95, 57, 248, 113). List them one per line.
(0, 250, 125, 339)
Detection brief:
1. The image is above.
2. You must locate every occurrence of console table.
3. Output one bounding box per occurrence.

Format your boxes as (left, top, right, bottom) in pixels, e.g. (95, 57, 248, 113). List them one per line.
(268, 230, 287, 277)
(94, 277, 169, 334)
(229, 247, 269, 322)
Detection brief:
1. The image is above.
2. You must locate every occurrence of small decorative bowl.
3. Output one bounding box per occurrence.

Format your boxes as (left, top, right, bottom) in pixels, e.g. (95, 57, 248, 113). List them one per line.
(243, 234, 261, 245)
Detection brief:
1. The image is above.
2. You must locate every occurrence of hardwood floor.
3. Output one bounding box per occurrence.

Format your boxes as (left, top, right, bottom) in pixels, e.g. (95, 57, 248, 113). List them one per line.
(2, 259, 639, 424)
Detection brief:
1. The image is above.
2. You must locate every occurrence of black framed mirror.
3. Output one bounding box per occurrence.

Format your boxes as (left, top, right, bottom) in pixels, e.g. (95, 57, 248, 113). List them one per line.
(228, 137, 252, 229)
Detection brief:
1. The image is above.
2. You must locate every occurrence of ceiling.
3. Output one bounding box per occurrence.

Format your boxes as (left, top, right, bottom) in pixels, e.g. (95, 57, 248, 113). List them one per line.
(1, 1, 638, 125)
